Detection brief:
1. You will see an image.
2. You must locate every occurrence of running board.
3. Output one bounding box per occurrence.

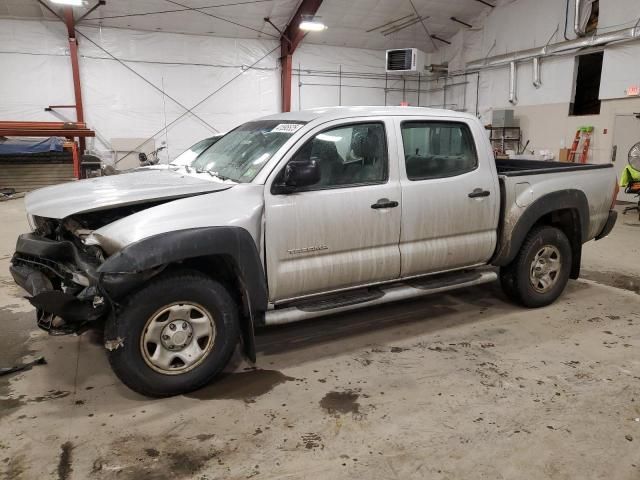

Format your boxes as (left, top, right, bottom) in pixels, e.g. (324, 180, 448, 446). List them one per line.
(265, 269, 498, 326)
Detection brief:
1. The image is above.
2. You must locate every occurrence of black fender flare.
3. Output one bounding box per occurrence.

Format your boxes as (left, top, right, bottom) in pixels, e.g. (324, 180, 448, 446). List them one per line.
(492, 189, 589, 271)
(98, 227, 267, 362)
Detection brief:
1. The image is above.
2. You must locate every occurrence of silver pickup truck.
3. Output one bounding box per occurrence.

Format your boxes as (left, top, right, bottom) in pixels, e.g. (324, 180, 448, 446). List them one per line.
(10, 107, 618, 397)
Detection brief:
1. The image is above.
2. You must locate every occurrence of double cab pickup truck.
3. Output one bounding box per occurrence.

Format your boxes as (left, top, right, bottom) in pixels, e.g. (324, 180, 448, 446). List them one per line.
(10, 107, 618, 397)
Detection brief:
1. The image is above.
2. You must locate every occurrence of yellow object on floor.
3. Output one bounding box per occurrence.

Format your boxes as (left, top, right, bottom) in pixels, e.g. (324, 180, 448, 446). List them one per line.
(620, 165, 640, 187)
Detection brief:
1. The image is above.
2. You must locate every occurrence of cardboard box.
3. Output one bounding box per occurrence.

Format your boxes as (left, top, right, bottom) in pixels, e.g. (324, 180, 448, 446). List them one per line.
(559, 148, 572, 162)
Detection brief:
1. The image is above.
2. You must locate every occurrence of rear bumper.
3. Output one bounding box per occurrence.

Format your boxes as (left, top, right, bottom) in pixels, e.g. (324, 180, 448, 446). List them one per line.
(595, 210, 618, 240)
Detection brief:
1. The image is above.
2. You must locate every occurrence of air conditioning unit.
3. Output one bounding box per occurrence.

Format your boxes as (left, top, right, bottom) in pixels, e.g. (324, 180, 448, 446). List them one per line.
(385, 48, 426, 73)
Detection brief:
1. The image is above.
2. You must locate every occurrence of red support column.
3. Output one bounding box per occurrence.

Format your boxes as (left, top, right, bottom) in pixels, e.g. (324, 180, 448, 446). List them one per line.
(281, 42, 293, 112)
(280, 0, 323, 112)
(63, 7, 86, 162)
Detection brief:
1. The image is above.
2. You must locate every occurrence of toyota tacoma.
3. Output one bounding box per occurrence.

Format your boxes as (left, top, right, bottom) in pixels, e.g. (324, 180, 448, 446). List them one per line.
(10, 107, 618, 396)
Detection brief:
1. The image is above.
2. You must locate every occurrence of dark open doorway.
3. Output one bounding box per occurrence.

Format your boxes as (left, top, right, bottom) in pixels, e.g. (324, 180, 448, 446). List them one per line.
(570, 51, 603, 116)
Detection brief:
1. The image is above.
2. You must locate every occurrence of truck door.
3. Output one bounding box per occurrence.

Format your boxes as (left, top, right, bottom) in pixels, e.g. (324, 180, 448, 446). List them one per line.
(396, 117, 499, 277)
(264, 118, 402, 302)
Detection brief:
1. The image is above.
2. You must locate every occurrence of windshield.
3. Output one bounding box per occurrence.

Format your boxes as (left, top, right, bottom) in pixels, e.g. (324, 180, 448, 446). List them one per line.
(170, 136, 220, 167)
(190, 120, 306, 182)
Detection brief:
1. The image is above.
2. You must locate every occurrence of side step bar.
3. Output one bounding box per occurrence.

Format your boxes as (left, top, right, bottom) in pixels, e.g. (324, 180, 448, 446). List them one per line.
(265, 269, 498, 326)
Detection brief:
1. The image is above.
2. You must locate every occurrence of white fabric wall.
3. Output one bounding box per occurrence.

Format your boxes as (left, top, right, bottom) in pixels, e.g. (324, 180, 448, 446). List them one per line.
(291, 44, 472, 112)
(427, 0, 577, 121)
(599, 0, 640, 99)
(0, 19, 395, 162)
(0, 19, 280, 162)
(291, 44, 390, 110)
(427, 0, 640, 119)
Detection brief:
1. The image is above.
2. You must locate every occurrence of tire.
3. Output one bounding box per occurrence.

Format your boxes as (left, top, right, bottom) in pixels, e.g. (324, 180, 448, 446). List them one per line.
(499, 226, 572, 308)
(499, 263, 519, 302)
(105, 269, 240, 397)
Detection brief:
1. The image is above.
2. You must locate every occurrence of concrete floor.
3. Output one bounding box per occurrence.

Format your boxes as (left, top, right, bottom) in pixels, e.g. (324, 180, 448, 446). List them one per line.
(0, 198, 639, 480)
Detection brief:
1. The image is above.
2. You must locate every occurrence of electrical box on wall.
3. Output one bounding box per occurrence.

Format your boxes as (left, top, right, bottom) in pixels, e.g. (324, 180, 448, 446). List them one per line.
(385, 48, 426, 73)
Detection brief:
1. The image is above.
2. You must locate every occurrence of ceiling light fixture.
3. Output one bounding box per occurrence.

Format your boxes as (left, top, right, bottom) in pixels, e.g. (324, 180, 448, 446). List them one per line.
(299, 17, 327, 32)
(50, 0, 84, 6)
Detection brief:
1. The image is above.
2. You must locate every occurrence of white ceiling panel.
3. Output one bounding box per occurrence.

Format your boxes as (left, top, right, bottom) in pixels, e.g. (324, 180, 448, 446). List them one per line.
(0, 0, 494, 51)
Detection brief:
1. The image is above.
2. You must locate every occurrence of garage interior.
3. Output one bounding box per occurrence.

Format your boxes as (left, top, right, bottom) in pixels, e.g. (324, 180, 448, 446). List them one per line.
(1, 0, 640, 478)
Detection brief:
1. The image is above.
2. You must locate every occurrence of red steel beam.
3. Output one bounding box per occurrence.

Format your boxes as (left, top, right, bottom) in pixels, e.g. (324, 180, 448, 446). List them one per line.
(63, 6, 87, 162)
(280, 0, 323, 112)
(64, 7, 85, 125)
(0, 121, 88, 128)
(281, 51, 293, 113)
(0, 128, 95, 137)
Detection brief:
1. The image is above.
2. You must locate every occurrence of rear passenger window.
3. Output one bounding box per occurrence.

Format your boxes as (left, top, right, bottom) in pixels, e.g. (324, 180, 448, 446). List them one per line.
(401, 122, 478, 180)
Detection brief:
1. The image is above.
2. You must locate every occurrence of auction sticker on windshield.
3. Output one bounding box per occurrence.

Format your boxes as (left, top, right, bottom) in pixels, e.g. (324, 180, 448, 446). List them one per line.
(271, 123, 304, 133)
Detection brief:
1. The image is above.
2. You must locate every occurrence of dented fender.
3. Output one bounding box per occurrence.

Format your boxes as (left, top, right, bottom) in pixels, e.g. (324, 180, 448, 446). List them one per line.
(99, 226, 268, 362)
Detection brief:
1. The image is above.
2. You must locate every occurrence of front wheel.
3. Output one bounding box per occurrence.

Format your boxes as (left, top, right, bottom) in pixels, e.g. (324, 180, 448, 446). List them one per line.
(499, 226, 572, 308)
(106, 270, 240, 397)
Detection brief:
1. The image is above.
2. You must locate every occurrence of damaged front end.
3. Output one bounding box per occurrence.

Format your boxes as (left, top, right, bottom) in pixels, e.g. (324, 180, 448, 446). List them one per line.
(11, 226, 107, 334)
(10, 212, 159, 335)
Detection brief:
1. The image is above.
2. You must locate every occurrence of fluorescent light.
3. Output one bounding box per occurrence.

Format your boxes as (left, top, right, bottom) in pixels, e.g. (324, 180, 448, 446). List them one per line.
(299, 20, 327, 32)
(50, 0, 84, 6)
(316, 134, 342, 142)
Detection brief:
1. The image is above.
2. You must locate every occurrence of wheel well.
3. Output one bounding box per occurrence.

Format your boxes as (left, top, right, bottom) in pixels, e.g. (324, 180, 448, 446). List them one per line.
(174, 255, 258, 362)
(533, 208, 582, 279)
(179, 255, 245, 313)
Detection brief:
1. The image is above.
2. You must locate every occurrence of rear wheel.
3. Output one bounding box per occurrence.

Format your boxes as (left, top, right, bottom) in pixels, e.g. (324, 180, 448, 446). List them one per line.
(106, 270, 240, 397)
(499, 226, 572, 308)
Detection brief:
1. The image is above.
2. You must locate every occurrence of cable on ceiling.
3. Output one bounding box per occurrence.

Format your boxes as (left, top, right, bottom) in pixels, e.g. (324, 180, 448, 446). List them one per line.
(75, 28, 220, 133)
(83, 0, 273, 21)
(116, 43, 281, 164)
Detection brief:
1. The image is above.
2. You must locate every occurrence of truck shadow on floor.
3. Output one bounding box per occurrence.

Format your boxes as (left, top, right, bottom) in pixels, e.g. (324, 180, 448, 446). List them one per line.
(253, 280, 606, 362)
(255, 283, 514, 358)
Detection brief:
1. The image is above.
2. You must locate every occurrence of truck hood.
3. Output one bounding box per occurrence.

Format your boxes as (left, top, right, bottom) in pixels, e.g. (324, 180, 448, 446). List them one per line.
(25, 170, 232, 219)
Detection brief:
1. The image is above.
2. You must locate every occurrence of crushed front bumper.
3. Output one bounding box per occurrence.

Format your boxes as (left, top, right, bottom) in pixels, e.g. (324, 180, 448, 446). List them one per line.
(10, 233, 161, 334)
(11, 233, 106, 333)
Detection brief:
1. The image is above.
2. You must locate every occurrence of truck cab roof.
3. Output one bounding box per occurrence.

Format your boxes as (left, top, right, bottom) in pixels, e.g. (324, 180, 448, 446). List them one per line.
(258, 106, 477, 124)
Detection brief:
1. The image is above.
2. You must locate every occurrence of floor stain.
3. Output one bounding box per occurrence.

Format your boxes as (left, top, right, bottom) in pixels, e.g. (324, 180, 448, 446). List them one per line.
(33, 390, 70, 403)
(390, 346, 410, 353)
(581, 270, 640, 294)
(166, 451, 210, 477)
(91, 434, 220, 480)
(57, 442, 73, 480)
(301, 432, 324, 450)
(0, 306, 37, 419)
(0, 397, 24, 420)
(320, 390, 360, 416)
(3, 453, 26, 479)
(186, 369, 295, 401)
(144, 448, 159, 458)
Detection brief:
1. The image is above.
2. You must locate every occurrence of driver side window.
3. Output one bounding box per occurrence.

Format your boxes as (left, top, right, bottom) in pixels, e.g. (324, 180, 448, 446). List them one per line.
(287, 122, 388, 190)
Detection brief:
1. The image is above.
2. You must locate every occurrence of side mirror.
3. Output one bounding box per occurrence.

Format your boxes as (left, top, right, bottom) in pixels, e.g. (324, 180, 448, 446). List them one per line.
(276, 158, 320, 193)
(138, 152, 148, 163)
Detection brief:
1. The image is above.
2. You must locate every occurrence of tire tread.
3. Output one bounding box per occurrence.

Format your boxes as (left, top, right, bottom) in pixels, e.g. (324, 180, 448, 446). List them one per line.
(106, 269, 240, 397)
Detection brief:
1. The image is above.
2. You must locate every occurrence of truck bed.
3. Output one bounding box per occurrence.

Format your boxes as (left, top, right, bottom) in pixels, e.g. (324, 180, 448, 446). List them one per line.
(496, 158, 612, 177)
(492, 158, 616, 266)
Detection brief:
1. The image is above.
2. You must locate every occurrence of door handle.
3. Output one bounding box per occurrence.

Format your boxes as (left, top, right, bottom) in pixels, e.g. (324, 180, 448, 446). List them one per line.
(371, 199, 399, 209)
(468, 188, 491, 198)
